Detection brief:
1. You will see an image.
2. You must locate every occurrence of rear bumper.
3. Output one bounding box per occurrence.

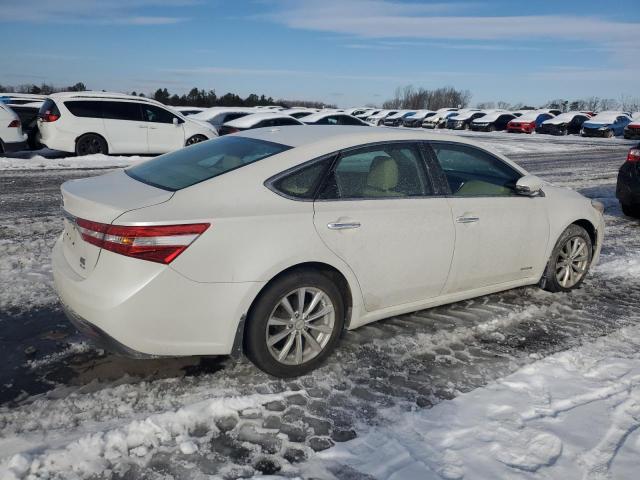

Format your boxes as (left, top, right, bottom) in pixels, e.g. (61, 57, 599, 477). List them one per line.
(1, 139, 28, 153)
(52, 236, 264, 356)
(616, 164, 640, 206)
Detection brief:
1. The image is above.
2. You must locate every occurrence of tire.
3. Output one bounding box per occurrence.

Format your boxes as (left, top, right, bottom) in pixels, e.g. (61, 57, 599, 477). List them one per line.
(75, 134, 108, 156)
(244, 270, 345, 377)
(605, 129, 614, 138)
(541, 224, 593, 293)
(621, 203, 640, 218)
(487, 125, 496, 132)
(185, 134, 207, 146)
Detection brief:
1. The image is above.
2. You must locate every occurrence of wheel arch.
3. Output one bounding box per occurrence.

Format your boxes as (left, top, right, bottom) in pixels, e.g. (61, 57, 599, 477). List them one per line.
(245, 261, 354, 334)
(570, 218, 597, 250)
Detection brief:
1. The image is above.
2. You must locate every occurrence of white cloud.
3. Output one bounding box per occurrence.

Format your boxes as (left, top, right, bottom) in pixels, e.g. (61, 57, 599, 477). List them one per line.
(261, 0, 638, 44)
(0, 0, 196, 24)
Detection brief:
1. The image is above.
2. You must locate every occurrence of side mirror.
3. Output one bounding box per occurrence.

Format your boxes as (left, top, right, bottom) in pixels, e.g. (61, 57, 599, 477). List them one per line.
(515, 174, 544, 196)
(172, 117, 180, 126)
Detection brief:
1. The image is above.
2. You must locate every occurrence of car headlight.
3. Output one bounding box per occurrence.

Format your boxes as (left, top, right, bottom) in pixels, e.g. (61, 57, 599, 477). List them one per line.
(591, 200, 605, 214)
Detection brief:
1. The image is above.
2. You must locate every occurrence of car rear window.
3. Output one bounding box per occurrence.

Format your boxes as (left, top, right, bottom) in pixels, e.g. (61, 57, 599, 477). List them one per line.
(126, 136, 291, 191)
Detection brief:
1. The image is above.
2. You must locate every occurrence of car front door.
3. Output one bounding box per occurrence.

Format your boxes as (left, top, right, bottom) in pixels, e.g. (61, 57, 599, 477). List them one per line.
(427, 141, 549, 294)
(101, 101, 148, 154)
(142, 105, 185, 154)
(313, 142, 455, 312)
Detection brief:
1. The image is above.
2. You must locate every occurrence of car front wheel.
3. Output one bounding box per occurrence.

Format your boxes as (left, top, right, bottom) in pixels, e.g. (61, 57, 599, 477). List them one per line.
(541, 224, 592, 292)
(244, 270, 344, 377)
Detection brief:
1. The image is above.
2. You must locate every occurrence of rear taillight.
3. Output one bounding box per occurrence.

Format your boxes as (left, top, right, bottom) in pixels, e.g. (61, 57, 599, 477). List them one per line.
(74, 218, 210, 264)
(8, 119, 20, 128)
(628, 148, 640, 163)
(41, 111, 60, 122)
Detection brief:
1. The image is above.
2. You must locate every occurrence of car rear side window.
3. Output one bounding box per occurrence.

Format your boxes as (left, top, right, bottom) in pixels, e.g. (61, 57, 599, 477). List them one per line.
(126, 136, 291, 191)
(64, 101, 104, 118)
(271, 158, 333, 199)
(431, 143, 521, 197)
(102, 101, 143, 121)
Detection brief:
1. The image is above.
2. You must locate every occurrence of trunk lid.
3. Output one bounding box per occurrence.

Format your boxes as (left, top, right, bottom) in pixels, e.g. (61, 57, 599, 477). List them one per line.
(60, 170, 173, 278)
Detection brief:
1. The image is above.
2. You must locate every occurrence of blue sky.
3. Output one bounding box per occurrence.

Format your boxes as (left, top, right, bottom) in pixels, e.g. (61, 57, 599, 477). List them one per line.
(0, 0, 638, 107)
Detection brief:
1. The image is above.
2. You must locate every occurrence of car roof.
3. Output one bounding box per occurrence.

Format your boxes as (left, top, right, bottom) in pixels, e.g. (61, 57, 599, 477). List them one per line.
(225, 112, 304, 128)
(300, 112, 353, 122)
(235, 125, 500, 151)
(49, 90, 166, 106)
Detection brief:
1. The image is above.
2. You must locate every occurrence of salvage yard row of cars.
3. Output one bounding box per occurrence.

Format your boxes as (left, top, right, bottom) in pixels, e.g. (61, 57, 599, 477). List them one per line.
(1, 91, 639, 156)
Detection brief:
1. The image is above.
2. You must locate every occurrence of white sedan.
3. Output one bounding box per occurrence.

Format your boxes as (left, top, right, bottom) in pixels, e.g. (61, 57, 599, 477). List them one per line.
(53, 126, 604, 376)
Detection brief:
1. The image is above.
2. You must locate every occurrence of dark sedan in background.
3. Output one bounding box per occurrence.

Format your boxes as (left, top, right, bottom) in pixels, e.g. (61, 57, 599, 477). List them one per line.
(617, 144, 640, 218)
(537, 112, 591, 136)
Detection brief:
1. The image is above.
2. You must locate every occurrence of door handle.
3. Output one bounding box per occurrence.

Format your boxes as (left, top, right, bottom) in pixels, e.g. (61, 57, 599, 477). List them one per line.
(456, 216, 479, 224)
(148, 126, 158, 130)
(138, 125, 148, 129)
(327, 222, 361, 230)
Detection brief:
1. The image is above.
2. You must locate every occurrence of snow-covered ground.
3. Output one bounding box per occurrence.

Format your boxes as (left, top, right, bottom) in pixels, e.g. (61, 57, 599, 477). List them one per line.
(0, 133, 639, 479)
(316, 323, 640, 480)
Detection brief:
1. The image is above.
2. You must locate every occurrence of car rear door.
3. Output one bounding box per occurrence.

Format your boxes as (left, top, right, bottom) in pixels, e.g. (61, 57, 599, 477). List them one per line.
(313, 142, 455, 312)
(101, 101, 148, 154)
(426, 141, 549, 294)
(142, 104, 185, 154)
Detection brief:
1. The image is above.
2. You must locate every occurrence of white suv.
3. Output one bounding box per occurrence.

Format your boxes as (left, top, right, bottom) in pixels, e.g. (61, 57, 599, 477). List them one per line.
(37, 92, 217, 156)
(0, 103, 28, 153)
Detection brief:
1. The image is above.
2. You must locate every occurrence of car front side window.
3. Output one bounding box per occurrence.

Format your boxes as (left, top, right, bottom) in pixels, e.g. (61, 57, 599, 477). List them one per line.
(430, 143, 521, 197)
(143, 105, 178, 124)
(319, 143, 431, 200)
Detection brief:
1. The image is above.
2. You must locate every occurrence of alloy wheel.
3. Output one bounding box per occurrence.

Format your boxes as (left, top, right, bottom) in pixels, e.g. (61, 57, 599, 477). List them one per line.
(555, 236, 589, 288)
(266, 287, 335, 365)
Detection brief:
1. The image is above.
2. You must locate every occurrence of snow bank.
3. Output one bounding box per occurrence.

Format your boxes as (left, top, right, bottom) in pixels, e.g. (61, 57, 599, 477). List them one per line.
(0, 154, 145, 170)
(319, 324, 640, 479)
(0, 393, 282, 479)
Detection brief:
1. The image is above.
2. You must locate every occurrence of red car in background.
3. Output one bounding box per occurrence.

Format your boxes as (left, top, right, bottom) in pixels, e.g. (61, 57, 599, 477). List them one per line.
(507, 111, 555, 134)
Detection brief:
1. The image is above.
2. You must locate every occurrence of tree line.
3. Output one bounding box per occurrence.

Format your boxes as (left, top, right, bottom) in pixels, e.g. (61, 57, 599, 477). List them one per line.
(382, 85, 472, 110)
(0, 82, 333, 109)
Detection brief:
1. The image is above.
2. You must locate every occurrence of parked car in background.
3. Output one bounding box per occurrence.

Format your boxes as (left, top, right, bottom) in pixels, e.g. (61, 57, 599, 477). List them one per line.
(367, 110, 397, 125)
(507, 111, 555, 134)
(0, 102, 28, 153)
(37, 91, 216, 155)
(278, 108, 317, 119)
(581, 112, 632, 138)
(616, 144, 640, 217)
(52, 126, 605, 377)
(7, 101, 43, 149)
(402, 110, 435, 127)
(356, 109, 379, 120)
(384, 110, 416, 127)
(190, 107, 257, 133)
(537, 112, 591, 136)
(471, 112, 516, 132)
(0, 93, 48, 105)
(301, 112, 369, 126)
(173, 106, 206, 116)
(422, 108, 459, 129)
(446, 110, 487, 130)
(219, 112, 304, 135)
(624, 119, 640, 140)
(344, 108, 370, 117)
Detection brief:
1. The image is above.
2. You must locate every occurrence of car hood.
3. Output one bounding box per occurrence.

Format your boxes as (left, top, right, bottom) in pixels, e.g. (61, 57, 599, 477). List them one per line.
(583, 121, 612, 128)
(542, 118, 569, 125)
(187, 118, 218, 133)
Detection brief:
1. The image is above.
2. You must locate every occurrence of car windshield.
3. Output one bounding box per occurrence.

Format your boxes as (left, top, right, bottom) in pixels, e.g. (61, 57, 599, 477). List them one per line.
(126, 136, 291, 191)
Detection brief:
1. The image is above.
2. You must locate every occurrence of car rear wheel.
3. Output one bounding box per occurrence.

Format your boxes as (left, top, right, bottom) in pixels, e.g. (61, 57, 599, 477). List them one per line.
(75, 134, 108, 156)
(488, 125, 496, 132)
(605, 129, 614, 138)
(185, 134, 207, 146)
(541, 224, 592, 292)
(244, 270, 344, 377)
(621, 203, 640, 218)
